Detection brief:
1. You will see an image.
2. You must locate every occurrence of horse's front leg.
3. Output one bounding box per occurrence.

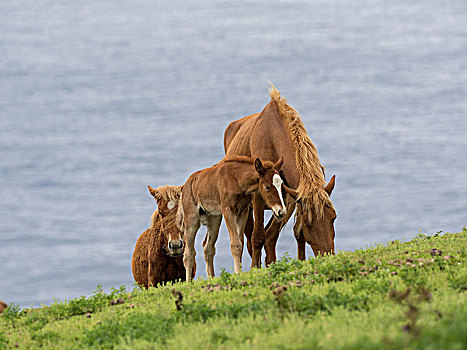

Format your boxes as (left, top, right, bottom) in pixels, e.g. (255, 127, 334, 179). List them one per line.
(203, 214, 222, 277)
(264, 197, 296, 266)
(251, 194, 265, 269)
(223, 208, 247, 274)
(294, 210, 306, 261)
(295, 229, 306, 261)
(264, 220, 281, 267)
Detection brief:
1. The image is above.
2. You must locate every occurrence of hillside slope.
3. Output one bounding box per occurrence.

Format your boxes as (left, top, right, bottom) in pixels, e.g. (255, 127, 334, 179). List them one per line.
(1, 229, 466, 349)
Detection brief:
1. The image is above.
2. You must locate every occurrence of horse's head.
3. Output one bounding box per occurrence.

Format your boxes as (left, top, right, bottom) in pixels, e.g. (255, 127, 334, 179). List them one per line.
(148, 185, 184, 257)
(148, 185, 181, 217)
(284, 175, 337, 256)
(165, 219, 184, 257)
(254, 157, 287, 219)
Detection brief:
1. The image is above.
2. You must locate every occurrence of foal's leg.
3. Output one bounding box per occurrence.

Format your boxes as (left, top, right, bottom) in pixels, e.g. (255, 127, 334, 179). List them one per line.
(251, 194, 265, 269)
(223, 209, 247, 274)
(182, 214, 200, 282)
(203, 214, 222, 278)
(146, 247, 153, 288)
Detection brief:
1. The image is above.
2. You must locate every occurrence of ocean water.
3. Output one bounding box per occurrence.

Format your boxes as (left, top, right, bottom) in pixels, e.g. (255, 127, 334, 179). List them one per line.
(1, 0, 466, 307)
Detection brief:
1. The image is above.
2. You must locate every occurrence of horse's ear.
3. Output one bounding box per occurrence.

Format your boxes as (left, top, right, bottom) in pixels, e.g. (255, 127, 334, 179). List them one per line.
(254, 158, 265, 176)
(324, 175, 336, 196)
(283, 185, 299, 200)
(273, 156, 284, 171)
(148, 185, 161, 201)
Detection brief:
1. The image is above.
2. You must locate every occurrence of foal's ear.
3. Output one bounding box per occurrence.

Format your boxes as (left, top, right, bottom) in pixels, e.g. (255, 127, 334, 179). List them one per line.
(273, 156, 284, 171)
(254, 158, 265, 175)
(148, 185, 161, 201)
(324, 175, 336, 196)
(283, 185, 299, 200)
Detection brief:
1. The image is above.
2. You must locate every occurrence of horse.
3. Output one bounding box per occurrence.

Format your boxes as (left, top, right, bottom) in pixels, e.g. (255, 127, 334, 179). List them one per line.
(131, 185, 195, 288)
(0, 300, 7, 314)
(177, 155, 288, 281)
(224, 84, 337, 268)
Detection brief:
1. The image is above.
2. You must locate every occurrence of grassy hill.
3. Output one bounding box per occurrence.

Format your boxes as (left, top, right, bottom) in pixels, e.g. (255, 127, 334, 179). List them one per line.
(1, 229, 466, 349)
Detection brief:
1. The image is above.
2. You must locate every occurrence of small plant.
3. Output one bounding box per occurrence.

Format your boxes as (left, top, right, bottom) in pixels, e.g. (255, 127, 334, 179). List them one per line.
(171, 289, 183, 311)
(272, 285, 289, 318)
(389, 287, 432, 336)
(219, 268, 232, 285)
(0, 330, 9, 348)
(1, 304, 22, 326)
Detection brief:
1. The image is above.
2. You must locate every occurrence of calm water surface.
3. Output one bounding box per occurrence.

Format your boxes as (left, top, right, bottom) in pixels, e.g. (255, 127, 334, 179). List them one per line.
(1, 0, 466, 307)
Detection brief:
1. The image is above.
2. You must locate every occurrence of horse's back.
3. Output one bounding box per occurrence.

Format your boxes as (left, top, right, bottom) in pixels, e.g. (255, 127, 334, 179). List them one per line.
(224, 113, 260, 155)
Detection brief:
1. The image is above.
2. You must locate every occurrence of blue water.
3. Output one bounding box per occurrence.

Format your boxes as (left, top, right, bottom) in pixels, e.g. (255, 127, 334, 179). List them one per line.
(1, 0, 466, 307)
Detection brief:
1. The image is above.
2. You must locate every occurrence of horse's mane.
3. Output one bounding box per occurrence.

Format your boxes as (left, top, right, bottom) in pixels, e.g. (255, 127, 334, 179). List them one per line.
(268, 84, 334, 219)
(149, 207, 179, 232)
(152, 185, 181, 205)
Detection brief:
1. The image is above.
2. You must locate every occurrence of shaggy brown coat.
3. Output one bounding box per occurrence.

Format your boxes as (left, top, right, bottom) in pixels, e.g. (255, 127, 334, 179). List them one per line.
(131, 185, 195, 288)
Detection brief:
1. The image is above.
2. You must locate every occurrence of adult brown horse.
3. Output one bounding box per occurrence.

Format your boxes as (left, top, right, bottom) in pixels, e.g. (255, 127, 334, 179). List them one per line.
(132, 185, 195, 288)
(224, 85, 337, 267)
(177, 156, 287, 281)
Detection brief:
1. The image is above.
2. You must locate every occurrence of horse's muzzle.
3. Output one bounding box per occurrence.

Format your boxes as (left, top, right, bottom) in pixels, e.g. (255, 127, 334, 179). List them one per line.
(168, 239, 184, 257)
(273, 208, 285, 219)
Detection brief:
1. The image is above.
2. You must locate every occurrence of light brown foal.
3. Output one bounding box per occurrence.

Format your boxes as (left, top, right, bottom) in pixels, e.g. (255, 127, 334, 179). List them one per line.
(177, 156, 287, 281)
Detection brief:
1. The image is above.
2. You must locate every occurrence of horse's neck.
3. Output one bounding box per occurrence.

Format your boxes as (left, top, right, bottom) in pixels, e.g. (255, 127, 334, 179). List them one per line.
(259, 126, 300, 189)
(229, 111, 301, 189)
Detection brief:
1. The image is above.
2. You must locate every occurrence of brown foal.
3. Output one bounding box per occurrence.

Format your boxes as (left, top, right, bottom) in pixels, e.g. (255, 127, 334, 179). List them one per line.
(177, 156, 287, 281)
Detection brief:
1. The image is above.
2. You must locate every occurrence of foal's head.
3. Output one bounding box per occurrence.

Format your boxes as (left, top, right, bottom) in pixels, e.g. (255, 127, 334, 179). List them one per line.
(148, 185, 181, 217)
(254, 157, 287, 219)
(148, 185, 185, 256)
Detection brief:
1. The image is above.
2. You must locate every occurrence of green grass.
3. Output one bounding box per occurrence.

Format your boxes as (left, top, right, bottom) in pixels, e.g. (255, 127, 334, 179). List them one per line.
(1, 229, 466, 349)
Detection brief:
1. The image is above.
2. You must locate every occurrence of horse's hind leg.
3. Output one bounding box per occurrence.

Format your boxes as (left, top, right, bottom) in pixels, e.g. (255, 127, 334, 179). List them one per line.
(244, 207, 254, 258)
(203, 214, 222, 277)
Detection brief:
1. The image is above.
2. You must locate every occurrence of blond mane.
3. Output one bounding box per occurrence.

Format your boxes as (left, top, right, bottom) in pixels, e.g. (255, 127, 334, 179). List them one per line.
(149, 207, 180, 232)
(268, 84, 334, 220)
(153, 185, 181, 205)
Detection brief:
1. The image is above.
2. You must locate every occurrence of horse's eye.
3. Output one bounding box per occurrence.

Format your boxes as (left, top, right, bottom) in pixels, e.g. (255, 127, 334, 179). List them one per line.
(265, 185, 270, 191)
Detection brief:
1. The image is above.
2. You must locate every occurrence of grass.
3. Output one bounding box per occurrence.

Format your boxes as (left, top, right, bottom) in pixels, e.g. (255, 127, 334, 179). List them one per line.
(1, 229, 466, 349)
